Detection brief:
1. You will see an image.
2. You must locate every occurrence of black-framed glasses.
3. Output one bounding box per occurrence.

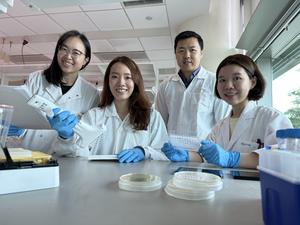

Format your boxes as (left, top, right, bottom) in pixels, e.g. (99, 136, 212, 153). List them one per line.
(58, 45, 85, 59)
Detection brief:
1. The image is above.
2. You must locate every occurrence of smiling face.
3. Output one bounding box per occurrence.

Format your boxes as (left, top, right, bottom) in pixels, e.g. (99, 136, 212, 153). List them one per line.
(175, 37, 203, 78)
(217, 64, 256, 114)
(109, 62, 135, 104)
(57, 36, 89, 80)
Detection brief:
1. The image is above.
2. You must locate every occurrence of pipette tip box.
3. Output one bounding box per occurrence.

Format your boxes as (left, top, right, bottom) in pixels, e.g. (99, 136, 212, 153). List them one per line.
(0, 147, 59, 195)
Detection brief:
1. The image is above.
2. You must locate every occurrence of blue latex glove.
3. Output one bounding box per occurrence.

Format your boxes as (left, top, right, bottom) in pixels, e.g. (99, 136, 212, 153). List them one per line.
(117, 147, 145, 163)
(161, 143, 189, 162)
(47, 108, 78, 139)
(8, 125, 25, 137)
(199, 140, 240, 168)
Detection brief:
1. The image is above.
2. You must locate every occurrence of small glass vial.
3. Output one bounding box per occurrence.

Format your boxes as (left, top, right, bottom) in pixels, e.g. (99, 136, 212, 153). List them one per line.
(276, 129, 288, 150)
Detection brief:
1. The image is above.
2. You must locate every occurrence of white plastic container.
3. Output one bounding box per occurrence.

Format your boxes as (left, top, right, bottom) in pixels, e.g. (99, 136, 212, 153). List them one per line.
(118, 173, 162, 192)
(173, 171, 223, 191)
(0, 104, 14, 147)
(164, 171, 223, 201)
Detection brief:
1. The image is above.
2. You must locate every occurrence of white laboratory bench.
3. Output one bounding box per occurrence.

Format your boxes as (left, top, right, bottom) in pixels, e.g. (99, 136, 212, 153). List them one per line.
(0, 158, 263, 225)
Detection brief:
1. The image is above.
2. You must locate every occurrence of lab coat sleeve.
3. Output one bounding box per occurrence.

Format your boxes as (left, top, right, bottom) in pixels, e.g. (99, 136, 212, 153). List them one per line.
(50, 135, 80, 157)
(80, 78, 101, 108)
(263, 111, 293, 145)
(254, 111, 293, 155)
(155, 81, 169, 126)
(142, 110, 169, 161)
(23, 71, 43, 96)
(50, 109, 99, 157)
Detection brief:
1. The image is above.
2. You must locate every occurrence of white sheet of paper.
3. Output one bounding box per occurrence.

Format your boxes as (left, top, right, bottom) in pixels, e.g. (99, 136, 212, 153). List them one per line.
(88, 154, 118, 161)
(0, 85, 51, 129)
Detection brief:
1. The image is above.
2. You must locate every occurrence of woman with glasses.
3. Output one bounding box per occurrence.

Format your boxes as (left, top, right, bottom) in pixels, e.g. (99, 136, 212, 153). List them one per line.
(8, 30, 100, 153)
(52, 56, 169, 163)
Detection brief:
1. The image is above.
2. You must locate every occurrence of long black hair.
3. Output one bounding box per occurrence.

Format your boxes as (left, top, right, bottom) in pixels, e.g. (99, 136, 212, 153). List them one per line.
(43, 30, 91, 86)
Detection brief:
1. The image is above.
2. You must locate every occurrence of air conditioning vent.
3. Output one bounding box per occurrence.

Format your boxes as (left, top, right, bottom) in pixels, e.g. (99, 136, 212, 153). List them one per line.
(94, 51, 149, 62)
(159, 67, 176, 75)
(9, 54, 51, 64)
(123, 0, 164, 7)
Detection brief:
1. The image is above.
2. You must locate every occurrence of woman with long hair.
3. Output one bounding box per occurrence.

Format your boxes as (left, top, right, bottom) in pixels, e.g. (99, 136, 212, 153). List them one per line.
(53, 56, 168, 163)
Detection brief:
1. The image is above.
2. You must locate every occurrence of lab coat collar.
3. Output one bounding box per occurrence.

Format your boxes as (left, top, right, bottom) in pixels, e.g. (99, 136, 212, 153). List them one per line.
(44, 79, 62, 102)
(171, 66, 206, 82)
(104, 102, 119, 117)
(45, 76, 83, 104)
(104, 102, 133, 130)
(226, 101, 258, 149)
(238, 101, 257, 119)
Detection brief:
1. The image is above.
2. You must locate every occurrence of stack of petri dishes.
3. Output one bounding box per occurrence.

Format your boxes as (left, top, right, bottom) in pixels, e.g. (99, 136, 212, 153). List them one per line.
(165, 171, 223, 200)
(118, 173, 162, 192)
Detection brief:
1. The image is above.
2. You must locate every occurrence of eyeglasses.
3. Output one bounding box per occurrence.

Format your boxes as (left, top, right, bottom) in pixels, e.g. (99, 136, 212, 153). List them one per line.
(58, 45, 85, 59)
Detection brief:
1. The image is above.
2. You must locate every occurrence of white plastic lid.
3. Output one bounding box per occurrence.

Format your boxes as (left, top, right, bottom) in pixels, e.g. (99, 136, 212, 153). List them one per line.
(164, 179, 215, 200)
(118, 173, 162, 192)
(173, 171, 223, 192)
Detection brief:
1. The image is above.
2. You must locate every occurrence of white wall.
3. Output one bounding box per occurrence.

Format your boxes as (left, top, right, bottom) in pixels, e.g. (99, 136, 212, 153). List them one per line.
(176, 0, 243, 73)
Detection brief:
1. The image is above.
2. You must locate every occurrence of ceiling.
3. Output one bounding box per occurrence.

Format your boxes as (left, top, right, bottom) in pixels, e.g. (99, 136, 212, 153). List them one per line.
(0, 0, 211, 90)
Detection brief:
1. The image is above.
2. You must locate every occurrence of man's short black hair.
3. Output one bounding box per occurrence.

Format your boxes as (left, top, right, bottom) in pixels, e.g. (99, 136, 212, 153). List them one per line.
(174, 31, 204, 52)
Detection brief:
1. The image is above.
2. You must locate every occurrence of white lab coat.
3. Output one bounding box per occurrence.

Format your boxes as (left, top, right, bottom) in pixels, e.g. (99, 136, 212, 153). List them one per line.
(155, 67, 230, 139)
(52, 102, 169, 160)
(207, 101, 293, 153)
(16, 70, 100, 152)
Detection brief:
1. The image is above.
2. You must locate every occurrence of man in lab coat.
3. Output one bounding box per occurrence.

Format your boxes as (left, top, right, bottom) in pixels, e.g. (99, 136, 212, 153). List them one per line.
(155, 31, 230, 140)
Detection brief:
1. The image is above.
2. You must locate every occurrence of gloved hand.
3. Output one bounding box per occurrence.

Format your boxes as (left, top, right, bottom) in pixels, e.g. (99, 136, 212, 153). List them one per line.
(47, 108, 78, 139)
(161, 143, 189, 162)
(117, 147, 145, 163)
(199, 140, 240, 168)
(8, 125, 25, 137)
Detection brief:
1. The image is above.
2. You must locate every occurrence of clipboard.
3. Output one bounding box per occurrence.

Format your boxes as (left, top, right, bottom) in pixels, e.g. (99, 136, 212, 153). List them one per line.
(0, 85, 51, 129)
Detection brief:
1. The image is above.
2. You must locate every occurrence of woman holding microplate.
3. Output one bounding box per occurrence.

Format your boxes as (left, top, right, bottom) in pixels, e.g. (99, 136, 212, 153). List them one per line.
(162, 54, 292, 168)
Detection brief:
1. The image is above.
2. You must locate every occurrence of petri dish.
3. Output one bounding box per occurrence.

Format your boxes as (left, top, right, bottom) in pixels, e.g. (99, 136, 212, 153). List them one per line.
(173, 171, 223, 192)
(164, 179, 215, 200)
(118, 173, 162, 192)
